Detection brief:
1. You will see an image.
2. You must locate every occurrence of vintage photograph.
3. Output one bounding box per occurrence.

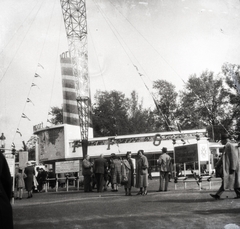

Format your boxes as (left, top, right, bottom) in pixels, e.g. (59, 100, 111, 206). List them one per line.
(0, 0, 240, 228)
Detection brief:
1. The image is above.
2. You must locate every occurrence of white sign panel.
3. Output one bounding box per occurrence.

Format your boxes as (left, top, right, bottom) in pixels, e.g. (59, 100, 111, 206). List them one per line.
(55, 160, 80, 174)
(198, 142, 209, 162)
(19, 151, 28, 168)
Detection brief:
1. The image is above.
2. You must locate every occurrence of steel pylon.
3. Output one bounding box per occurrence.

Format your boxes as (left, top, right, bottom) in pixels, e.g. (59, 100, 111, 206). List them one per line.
(60, 0, 90, 154)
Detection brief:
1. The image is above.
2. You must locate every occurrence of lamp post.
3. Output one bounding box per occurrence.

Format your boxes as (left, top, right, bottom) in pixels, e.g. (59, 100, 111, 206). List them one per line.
(0, 133, 6, 153)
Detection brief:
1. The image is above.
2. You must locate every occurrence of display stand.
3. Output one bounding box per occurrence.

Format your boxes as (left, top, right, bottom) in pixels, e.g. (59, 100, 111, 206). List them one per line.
(174, 140, 211, 190)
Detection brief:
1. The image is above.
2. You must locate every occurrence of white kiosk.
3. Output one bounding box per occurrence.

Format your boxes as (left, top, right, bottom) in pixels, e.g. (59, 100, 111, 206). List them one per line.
(174, 140, 211, 190)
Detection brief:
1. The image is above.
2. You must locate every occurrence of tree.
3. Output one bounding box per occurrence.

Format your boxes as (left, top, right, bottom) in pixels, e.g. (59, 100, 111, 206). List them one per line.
(49, 106, 63, 125)
(92, 90, 130, 137)
(178, 70, 231, 140)
(127, 90, 154, 134)
(222, 62, 240, 134)
(152, 79, 178, 131)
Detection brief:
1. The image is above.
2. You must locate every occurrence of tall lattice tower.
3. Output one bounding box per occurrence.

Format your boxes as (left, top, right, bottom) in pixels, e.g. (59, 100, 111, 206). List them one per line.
(60, 0, 91, 156)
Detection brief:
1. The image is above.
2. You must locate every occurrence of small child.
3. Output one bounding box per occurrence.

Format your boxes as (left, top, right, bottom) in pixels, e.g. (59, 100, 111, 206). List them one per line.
(16, 168, 27, 200)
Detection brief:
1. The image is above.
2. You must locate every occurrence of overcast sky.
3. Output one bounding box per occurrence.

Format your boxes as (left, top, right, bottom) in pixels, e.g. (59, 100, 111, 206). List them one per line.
(1, 0, 240, 149)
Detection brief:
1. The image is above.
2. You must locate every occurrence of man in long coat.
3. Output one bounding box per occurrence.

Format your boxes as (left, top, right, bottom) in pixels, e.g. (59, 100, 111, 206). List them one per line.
(210, 134, 240, 199)
(93, 154, 107, 193)
(82, 154, 93, 192)
(157, 147, 172, 192)
(0, 153, 14, 229)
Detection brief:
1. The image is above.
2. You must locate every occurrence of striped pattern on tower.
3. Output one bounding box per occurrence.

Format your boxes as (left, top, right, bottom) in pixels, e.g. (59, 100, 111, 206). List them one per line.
(60, 51, 80, 126)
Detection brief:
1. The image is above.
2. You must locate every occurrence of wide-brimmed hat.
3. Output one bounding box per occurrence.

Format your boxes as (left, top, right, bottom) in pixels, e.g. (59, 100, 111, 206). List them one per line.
(162, 147, 167, 153)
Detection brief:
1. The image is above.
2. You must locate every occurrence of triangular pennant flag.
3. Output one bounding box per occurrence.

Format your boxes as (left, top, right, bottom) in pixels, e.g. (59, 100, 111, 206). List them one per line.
(11, 142, 15, 149)
(26, 98, 34, 106)
(31, 83, 39, 89)
(21, 113, 31, 121)
(38, 63, 44, 69)
(16, 128, 22, 137)
(34, 73, 41, 78)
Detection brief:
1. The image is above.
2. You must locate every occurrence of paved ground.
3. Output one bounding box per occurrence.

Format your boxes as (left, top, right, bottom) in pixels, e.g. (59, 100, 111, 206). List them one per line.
(12, 178, 240, 229)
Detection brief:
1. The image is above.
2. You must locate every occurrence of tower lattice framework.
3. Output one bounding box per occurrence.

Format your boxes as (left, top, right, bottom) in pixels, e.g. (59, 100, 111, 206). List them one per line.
(60, 0, 90, 145)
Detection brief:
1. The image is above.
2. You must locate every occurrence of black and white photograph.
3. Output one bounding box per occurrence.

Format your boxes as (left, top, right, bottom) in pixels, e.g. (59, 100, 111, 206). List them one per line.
(1, 0, 240, 228)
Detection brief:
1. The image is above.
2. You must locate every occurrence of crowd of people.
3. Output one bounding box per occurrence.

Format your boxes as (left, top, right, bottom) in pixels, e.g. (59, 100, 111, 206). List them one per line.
(12, 147, 174, 200)
(82, 148, 173, 195)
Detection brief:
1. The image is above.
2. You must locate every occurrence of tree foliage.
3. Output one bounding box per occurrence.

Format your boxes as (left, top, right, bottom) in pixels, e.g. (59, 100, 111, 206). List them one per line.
(152, 79, 178, 131)
(92, 90, 129, 137)
(49, 106, 63, 125)
(222, 62, 240, 133)
(127, 90, 154, 134)
(41, 63, 240, 141)
(178, 70, 232, 140)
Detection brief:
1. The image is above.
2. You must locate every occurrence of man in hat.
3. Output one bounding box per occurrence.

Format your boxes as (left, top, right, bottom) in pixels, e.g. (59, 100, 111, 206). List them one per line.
(210, 134, 240, 199)
(157, 147, 172, 192)
(93, 154, 107, 193)
(82, 154, 93, 192)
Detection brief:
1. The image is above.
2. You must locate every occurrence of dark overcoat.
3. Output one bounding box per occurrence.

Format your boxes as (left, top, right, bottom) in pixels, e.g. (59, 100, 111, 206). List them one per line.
(135, 155, 149, 188)
(94, 157, 107, 174)
(82, 159, 92, 176)
(24, 165, 35, 191)
(0, 153, 13, 229)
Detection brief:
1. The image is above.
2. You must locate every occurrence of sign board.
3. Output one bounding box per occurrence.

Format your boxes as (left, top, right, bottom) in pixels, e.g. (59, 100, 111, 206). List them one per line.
(55, 160, 80, 174)
(198, 142, 209, 162)
(5, 153, 15, 177)
(19, 151, 28, 168)
(38, 127, 65, 161)
(174, 144, 198, 164)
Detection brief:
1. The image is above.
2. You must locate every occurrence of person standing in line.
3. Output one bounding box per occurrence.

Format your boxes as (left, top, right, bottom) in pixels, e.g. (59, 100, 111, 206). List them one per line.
(36, 167, 42, 192)
(210, 134, 240, 199)
(82, 154, 93, 192)
(135, 150, 149, 195)
(121, 151, 134, 196)
(93, 154, 107, 193)
(15, 168, 27, 199)
(24, 161, 35, 198)
(110, 153, 122, 192)
(157, 147, 172, 192)
(0, 153, 14, 229)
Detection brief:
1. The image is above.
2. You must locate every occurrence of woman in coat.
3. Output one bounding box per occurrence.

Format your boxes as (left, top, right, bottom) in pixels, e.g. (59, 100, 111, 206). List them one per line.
(24, 161, 35, 198)
(135, 149, 149, 195)
(0, 153, 13, 229)
(16, 168, 27, 199)
(121, 151, 134, 196)
(110, 153, 122, 192)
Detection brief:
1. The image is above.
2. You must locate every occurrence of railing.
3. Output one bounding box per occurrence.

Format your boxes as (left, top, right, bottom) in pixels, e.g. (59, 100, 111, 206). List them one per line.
(43, 176, 84, 192)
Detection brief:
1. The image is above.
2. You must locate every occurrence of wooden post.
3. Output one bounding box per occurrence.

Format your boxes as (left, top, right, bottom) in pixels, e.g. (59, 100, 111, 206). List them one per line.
(56, 174, 58, 192)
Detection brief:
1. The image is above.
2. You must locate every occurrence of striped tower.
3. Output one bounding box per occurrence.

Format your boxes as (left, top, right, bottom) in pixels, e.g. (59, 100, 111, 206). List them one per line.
(60, 51, 79, 126)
